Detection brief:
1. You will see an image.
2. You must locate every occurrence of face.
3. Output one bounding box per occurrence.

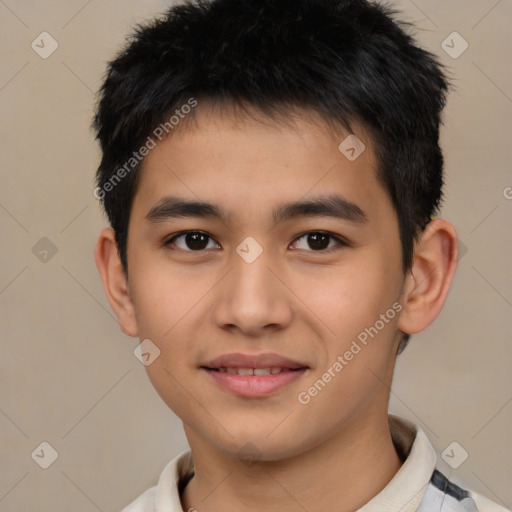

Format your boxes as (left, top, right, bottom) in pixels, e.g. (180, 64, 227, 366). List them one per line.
(124, 105, 406, 461)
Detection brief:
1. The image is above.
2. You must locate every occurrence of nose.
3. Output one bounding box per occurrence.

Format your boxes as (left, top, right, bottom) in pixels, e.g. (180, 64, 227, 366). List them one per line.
(212, 248, 293, 337)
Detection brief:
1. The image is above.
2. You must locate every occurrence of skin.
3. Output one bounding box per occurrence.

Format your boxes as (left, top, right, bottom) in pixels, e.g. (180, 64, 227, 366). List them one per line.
(95, 103, 458, 512)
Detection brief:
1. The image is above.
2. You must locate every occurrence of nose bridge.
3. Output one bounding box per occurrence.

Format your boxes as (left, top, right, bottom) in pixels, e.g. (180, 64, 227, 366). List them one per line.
(233, 246, 273, 295)
(231, 240, 277, 304)
(229, 232, 274, 290)
(212, 240, 292, 333)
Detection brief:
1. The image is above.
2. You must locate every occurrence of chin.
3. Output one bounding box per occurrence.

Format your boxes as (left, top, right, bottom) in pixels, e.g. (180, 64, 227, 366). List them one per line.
(212, 428, 311, 463)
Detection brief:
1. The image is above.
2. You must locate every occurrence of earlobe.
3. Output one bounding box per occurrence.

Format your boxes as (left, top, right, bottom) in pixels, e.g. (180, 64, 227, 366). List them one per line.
(94, 228, 139, 337)
(397, 220, 459, 336)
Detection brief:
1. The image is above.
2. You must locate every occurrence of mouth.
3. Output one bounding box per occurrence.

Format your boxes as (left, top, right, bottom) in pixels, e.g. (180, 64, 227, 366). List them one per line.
(200, 353, 309, 397)
(202, 352, 308, 371)
(203, 366, 305, 376)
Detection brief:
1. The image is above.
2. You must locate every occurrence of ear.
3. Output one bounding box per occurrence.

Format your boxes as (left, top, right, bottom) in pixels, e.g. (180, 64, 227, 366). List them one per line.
(397, 219, 458, 335)
(94, 227, 139, 337)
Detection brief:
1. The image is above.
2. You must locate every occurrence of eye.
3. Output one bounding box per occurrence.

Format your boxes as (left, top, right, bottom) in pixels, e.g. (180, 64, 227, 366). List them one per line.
(163, 230, 348, 253)
(164, 231, 220, 251)
(290, 231, 347, 252)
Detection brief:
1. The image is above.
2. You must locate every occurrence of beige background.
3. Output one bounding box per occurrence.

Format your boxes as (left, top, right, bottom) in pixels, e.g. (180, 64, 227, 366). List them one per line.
(0, 0, 511, 510)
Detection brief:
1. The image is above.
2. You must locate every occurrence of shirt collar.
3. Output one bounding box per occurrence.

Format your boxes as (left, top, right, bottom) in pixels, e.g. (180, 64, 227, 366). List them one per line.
(154, 414, 437, 512)
(356, 414, 437, 511)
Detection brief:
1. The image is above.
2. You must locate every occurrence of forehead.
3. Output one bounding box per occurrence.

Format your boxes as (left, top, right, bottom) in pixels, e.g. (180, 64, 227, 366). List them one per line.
(131, 104, 391, 227)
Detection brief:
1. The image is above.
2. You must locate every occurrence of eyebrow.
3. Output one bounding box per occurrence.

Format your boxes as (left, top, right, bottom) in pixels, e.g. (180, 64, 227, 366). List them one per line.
(145, 194, 368, 225)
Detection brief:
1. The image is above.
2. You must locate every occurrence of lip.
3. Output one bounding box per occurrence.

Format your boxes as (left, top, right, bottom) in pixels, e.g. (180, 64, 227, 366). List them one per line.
(202, 367, 308, 397)
(201, 352, 309, 398)
(202, 352, 307, 370)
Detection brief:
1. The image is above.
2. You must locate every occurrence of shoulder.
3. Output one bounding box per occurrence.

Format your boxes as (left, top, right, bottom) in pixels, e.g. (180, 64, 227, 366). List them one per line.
(121, 486, 157, 512)
(419, 469, 511, 512)
(121, 450, 194, 512)
(470, 490, 510, 512)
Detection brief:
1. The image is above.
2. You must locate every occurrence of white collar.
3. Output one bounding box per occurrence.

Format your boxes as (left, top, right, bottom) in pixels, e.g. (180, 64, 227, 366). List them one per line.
(357, 414, 437, 511)
(148, 414, 436, 512)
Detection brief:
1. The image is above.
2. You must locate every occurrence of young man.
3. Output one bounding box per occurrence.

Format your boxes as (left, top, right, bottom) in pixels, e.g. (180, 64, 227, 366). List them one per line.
(93, 0, 509, 511)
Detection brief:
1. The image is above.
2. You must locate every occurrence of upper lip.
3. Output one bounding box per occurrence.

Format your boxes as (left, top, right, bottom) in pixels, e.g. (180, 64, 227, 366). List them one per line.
(202, 352, 308, 369)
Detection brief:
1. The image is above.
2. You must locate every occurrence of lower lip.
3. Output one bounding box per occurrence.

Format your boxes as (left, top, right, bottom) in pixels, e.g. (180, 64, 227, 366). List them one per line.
(202, 368, 308, 397)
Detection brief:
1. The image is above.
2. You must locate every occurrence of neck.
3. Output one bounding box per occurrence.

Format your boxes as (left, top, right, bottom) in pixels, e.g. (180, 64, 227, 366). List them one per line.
(181, 410, 403, 512)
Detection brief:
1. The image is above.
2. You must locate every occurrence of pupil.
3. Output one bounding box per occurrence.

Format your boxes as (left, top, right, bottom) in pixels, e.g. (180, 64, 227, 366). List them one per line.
(308, 233, 328, 250)
(183, 233, 330, 251)
(187, 232, 208, 250)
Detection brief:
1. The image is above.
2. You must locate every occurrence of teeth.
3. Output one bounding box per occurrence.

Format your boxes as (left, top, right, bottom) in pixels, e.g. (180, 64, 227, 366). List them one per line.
(217, 367, 285, 375)
(254, 368, 271, 376)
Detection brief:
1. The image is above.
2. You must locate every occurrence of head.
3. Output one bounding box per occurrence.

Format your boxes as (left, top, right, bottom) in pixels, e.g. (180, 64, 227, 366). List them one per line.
(94, 0, 458, 461)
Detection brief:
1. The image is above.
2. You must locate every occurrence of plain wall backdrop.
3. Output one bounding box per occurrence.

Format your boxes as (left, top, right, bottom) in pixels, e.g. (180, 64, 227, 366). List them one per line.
(0, 0, 511, 510)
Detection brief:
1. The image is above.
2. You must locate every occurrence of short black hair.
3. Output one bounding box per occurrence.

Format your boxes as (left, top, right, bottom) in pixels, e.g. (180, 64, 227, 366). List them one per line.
(93, 0, 449, 354)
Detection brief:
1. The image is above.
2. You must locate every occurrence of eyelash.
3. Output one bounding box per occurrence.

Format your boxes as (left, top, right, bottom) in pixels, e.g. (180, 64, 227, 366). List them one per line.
(162, 230, 349, 253)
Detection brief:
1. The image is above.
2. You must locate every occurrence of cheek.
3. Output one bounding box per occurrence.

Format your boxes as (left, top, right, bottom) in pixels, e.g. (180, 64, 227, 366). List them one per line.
(129, 256, 205, 339)
(143, 361, 203, 430)
(296, 261, 391, 335)
(129, 258, 212, 376)
(296, 258, 402, 382)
